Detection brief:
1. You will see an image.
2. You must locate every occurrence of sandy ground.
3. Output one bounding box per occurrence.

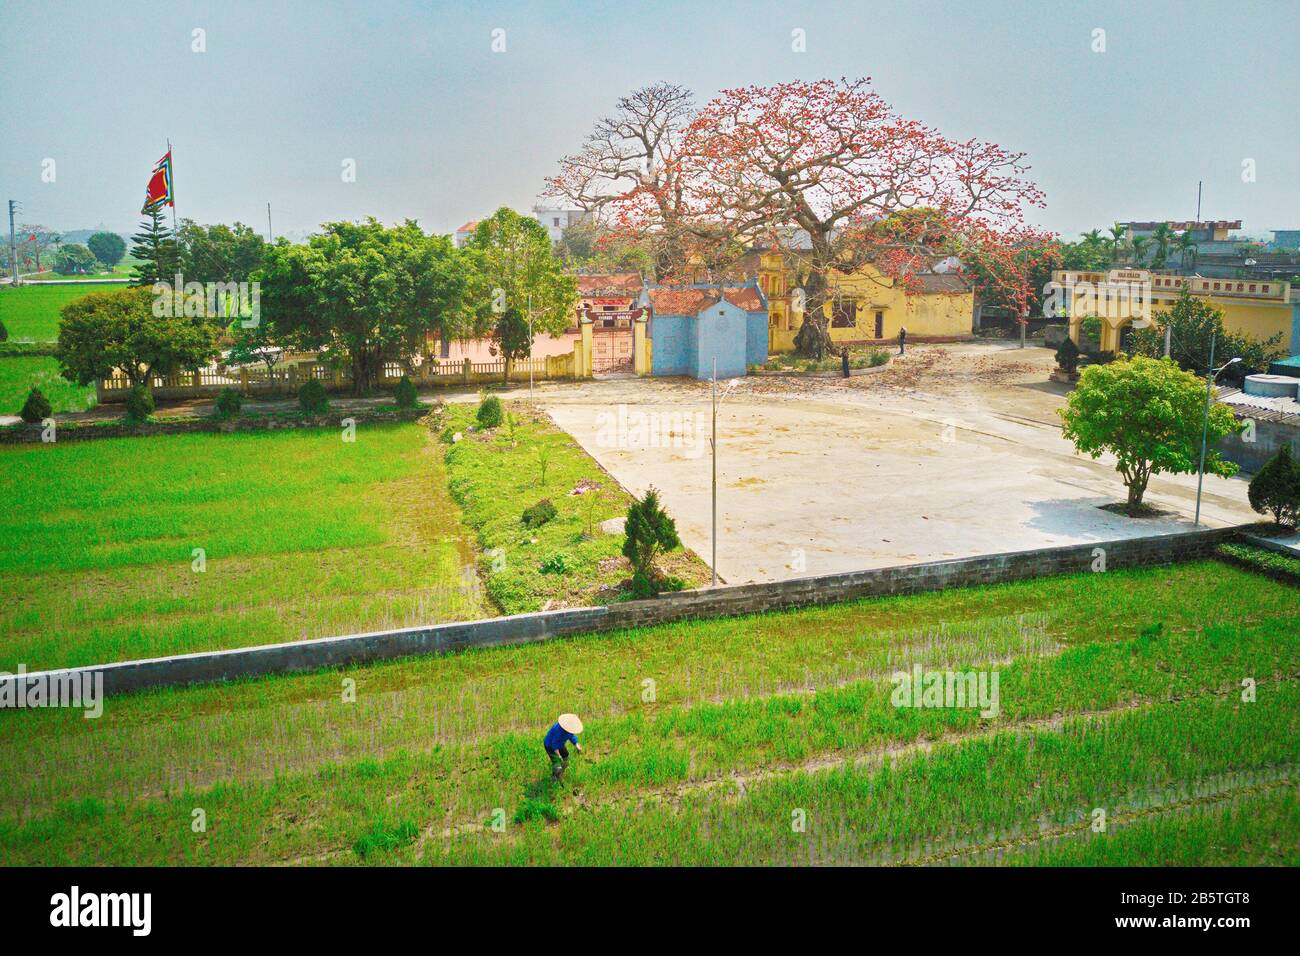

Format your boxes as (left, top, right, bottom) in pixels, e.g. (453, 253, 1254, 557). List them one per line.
(534, 342, 1260, 583)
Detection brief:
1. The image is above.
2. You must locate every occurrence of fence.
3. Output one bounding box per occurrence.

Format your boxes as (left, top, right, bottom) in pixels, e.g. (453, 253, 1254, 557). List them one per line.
(95, 351, 579, 403)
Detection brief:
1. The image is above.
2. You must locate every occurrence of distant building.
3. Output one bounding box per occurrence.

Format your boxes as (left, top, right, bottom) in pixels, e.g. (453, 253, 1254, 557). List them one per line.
(1270, 229, 1300, 251)
(532, 207, 588, 244)
(453, 221, 478, 248)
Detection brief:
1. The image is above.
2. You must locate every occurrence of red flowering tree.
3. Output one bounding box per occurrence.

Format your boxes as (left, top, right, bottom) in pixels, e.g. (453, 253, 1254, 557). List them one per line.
(544, 82, 701, 280)
(672, 78, 1050, 355)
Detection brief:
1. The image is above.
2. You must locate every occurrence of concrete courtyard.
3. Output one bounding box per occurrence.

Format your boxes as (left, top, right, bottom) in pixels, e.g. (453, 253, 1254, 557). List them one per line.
(535, 342, 1260, 584)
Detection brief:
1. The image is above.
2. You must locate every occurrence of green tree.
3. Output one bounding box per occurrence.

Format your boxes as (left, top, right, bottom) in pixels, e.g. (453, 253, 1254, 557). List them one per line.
(1059, 356, 1240, 514)
(19, 225, 59, 273)
(1174, 229, 1199, 273)
(1106, 223, 1128, 264)
(56, 286, 218, 392)
(19, 387, 51, 423)
(1127, 290, 1282, 382)
(87, 232, 127, 269)
(177, 220, 266, 284)
(129, 208, 180, 286)
(493, 307, 533, 382)
(1247, 445, 1300, 527)
(52, 244, 97, 275)
(463, 207, 577, 338)
(1149, 223, 1174, 269)
(258, 220, 472, 394)
(622, 486, 682, 593)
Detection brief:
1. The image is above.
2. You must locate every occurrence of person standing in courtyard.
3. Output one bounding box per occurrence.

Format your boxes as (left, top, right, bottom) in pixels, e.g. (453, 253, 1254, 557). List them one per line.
(898, 326, 907, 355)
(544, 713, 583, 781)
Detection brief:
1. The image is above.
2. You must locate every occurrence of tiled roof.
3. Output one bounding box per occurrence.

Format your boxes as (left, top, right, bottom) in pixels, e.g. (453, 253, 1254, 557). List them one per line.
(648, 288, 721, 316)
(576, 273, 642, 295)
(722, 287, 764, 311)
(913, 272, 971, 293)
(455, 221, 478, 233)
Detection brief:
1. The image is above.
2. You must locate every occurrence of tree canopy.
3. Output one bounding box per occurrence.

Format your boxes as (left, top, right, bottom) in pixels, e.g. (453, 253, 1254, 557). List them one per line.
(462, 207, 577, 338)
(257, 219, 471, 394)
(1059, 356, 1240, 513)
(87, 232, 127, 269)
(56, 286, 219, 389)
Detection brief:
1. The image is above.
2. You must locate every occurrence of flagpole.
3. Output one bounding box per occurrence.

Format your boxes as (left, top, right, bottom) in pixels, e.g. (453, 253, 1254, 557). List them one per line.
(167, 139, 178, 236)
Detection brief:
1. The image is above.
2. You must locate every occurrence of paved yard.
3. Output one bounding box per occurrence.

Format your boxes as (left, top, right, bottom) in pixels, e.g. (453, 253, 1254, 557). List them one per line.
(534, 342, 1259, 583)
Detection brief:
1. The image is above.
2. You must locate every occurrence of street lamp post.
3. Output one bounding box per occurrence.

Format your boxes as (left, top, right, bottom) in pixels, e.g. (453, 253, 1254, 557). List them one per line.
(1193, 331, 1241, 526)
(527, 293, 534, 400)
(711, 358, 717, 587)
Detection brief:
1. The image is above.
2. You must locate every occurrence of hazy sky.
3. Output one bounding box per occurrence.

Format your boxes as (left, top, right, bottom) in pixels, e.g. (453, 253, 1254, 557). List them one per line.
(4, 0, 1297, 241)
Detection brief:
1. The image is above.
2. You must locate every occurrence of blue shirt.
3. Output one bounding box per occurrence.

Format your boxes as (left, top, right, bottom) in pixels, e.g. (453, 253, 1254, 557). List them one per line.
(543, 722, 579, 751)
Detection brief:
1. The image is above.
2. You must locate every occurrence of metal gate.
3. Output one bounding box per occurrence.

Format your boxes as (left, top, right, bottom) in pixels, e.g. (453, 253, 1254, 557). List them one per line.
(592, 326, 634, 374)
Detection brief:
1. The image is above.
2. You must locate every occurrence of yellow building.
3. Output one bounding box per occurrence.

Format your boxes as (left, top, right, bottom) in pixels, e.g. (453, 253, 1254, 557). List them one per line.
(1055, 269, 1294, 353)
(751, 250, 975, 353)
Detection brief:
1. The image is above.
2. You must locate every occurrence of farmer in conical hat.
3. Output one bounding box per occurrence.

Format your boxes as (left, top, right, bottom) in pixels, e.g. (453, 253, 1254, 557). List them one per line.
(543, 713, 583, 781)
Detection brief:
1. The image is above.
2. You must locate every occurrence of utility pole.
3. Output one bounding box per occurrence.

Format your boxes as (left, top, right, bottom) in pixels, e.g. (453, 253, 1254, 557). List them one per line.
(1196, 181, 1202, 222)
(266, 203, 273, 243)
(7, 200, 20, 285)
(711, 357, 718, 587)
(1164, 323, 1172, 359)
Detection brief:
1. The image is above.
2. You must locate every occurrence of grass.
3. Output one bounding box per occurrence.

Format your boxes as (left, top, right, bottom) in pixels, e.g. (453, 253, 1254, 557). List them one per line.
(0, 422, 488, 670)
(440, 401, 710, 612)
(0, 559, 1294, 865)
(759, 347, 891, 373)
(0, 282, 124, 342)
(0, 356, 96, 415)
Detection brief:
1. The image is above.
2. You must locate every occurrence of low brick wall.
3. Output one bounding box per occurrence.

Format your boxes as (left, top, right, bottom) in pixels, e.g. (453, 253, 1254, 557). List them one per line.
(0, 525, 1243, 701)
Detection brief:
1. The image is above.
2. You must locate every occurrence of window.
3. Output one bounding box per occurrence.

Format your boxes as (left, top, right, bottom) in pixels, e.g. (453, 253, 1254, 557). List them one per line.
(831, 300, 857, 328)
(553, 217, 560, 226)
(874, 311, 884, 338)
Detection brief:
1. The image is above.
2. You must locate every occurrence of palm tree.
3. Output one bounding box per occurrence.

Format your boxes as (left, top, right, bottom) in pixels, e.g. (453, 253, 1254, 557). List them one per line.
(1129, 236, 1150, 266)
(1107, 224, 1127, 264)
(1082, 229, 1104, 247)
(1150, 223, 1174, 269)
(1175, 230, 1199, 273)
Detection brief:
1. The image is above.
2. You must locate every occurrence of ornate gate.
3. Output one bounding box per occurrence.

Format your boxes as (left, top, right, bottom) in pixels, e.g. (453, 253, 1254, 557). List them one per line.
(589, 310, 638, 375)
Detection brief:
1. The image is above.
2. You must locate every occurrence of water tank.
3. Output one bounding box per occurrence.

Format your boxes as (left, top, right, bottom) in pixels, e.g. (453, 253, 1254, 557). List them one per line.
(1242, 374, 1300, 398)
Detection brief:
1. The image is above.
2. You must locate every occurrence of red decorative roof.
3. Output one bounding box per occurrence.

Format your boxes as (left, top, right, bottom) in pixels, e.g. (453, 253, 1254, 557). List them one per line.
(455, 221, 479, 234)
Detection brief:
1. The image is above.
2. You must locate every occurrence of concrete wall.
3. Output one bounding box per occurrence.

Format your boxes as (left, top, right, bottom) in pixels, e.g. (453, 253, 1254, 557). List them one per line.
(746, 312, 768, 366)
(648, 314, 694, 376)
(1219, 415, 1298, 473)
(0, 526, 1242, 701)
(694, 299, 748, 379)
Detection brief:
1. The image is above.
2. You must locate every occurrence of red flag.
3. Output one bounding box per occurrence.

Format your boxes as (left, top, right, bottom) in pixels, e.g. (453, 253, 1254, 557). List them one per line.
(142, 151, 174, 213)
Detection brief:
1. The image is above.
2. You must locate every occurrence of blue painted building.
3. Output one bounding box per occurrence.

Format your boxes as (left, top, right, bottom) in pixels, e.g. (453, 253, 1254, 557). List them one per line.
(641, 283, 769, 380)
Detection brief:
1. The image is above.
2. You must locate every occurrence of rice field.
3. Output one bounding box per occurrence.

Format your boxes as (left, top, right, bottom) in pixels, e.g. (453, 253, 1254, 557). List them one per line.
(0, 355, 96, 415)
(0, 422, 487, 670)
(0, 282, 124, 342)
(0, 559, 1294, 866)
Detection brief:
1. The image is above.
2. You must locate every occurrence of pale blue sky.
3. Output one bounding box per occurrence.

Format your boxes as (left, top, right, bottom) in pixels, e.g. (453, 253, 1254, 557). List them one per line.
(3, 0, 1297, 240)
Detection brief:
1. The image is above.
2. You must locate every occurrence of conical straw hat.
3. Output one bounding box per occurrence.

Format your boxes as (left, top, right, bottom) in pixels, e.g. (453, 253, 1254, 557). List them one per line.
(558, 713, 583, 734)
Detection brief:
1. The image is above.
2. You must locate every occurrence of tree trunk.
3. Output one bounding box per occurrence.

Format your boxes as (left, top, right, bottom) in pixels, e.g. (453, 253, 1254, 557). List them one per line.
(1125, 471, 1149, 515)
(794, 248, 835, 358)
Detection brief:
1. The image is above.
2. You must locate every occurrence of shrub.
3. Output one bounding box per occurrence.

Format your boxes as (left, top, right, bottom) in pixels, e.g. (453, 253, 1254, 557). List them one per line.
(1247, 445, 1300, 527)
(393, 375, 418, 408)
(124, 385, 154, 422)
(539, 551, 570, 575)
(868, 348, 890, 367)
(19, 387, 51, 424)
(477, 394, 503, 428)
(522, 498, 557, 528)
(298, 377, 329, 414)
(1055, 335, 1080, 373)
(622, 486, 681, 591)
(214, 387, 242, 419)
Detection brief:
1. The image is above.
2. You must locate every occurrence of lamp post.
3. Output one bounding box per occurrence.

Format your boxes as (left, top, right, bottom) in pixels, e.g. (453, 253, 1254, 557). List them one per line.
(1193, 331, 1240, 526)
(527, 293, 534, 400)
(711, 358, 717, 587)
